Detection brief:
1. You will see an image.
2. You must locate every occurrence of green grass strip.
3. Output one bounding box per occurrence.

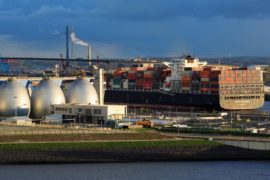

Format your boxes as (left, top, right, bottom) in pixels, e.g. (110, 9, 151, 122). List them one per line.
(0, 140, 220, 150)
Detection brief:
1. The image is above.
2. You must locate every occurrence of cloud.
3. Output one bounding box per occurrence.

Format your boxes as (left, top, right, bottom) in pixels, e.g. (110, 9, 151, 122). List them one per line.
(1, 0, 270, 58)
(92, 0, 270, 21)
(0, 34, 138, 59)
(1, 0, 270, 22)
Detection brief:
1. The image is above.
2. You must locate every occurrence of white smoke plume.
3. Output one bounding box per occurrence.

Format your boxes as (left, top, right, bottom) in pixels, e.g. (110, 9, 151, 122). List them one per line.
(70, 32, 89, 47)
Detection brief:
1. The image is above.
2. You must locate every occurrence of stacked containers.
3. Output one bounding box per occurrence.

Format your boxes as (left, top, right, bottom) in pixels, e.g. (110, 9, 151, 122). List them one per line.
(219, 69, 263, 94)
(128, 70, 137, 90)
(106, 64, 174, 91)
(128, 70, 136, 80)
(191, 71, 200, 93)
(112, 68, 124, 89)
(136, 71, 144, 89)
(209, 71, 220, 93)
(181, 71, 192, 92)
(144, 71, 154, 90)
(199, 70, 210, 93)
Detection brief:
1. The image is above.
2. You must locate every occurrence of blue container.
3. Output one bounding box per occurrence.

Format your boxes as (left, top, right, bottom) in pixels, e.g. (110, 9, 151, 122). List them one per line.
(0, 63, 9, 72)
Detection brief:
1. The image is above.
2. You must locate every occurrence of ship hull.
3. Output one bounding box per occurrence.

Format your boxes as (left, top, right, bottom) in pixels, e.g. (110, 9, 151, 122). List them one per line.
(104, 90, 220, 109)
(104, 90, 265, 110)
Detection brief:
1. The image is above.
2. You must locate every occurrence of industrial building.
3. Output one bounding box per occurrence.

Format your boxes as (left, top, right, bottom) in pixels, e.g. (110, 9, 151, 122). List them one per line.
(0, 68, 128, 126)
(51, 104, 127, 124)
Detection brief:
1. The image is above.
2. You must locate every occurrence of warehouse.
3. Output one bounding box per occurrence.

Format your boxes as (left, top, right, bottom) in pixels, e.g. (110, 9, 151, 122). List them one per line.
(51, 104, 127, 124)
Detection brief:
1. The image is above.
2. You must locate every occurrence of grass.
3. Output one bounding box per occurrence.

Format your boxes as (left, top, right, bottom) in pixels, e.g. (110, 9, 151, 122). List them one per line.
(133, 127, 153, 133)
(0, 140, 220, 151)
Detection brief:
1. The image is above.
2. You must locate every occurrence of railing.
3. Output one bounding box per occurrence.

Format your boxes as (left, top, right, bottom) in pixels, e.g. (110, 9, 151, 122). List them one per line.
(0, 129, 134, 136)
(216, 139, 270, 150)
(0, 123, 135, 136)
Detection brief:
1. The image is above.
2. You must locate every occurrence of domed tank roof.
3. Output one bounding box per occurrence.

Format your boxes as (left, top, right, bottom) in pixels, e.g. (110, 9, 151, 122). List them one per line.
(30, 78, 66, 119)
(0, 78, 31, 117)
(66, 78, 98, 105)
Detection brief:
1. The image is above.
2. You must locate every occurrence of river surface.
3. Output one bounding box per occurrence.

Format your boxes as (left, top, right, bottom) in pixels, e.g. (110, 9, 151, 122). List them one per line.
(261, 101, 270, 112)
(0, 161, 270, 180)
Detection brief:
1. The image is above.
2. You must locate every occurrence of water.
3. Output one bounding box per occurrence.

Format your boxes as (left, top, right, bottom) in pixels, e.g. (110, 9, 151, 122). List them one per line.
(261, 101, 270, 112)
(0, 161, 270, 180)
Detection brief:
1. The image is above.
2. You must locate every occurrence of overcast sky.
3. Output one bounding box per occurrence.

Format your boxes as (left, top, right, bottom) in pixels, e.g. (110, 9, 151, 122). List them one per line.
(0, 0, 270, 58)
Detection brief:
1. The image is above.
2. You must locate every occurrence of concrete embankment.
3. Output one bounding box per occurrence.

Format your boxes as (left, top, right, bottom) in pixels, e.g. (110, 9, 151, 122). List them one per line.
(0, 140, 270, 164)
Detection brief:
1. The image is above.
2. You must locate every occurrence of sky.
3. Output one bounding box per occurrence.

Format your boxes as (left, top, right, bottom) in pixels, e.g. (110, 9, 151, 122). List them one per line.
(0, 0, 270, 58)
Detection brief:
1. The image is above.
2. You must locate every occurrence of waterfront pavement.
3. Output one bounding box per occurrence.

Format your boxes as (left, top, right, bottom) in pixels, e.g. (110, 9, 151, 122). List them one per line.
(160, 132, 270, 150)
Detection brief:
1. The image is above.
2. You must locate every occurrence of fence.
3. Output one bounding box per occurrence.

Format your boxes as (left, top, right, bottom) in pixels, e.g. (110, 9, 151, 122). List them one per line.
(216, 139, 270, 151)
(0, 123, 136, 136)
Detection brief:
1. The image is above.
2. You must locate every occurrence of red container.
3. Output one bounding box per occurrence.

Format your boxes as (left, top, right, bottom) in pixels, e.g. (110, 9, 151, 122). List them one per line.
(182, 76, 192, 80)
(162, 69, 171, 76)
(128, 74, 136, 80)
(136, 79, 144, 89)
(210, 88, 219, 92)
(128, 70, 137, 80)
(136, 79, 144, 85)
(209, 71, 221, 77)
(203, 66, 212, 71)
(181, 80, 190, 87)
(144, 71, 154, 79)
(146, 67, 154, 71)
(144, 81, 152, 89)
(200, 88, 209, 92)
(165, 82, 171, 88)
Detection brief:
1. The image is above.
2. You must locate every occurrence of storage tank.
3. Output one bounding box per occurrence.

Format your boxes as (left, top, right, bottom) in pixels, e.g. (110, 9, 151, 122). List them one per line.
(30, 78, 66, 119)
(0, 78, 30, 117)
(66, 78, 99, 105)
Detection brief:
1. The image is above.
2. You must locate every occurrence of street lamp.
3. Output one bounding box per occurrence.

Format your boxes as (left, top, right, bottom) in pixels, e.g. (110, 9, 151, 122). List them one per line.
(177, 125, 180, 137)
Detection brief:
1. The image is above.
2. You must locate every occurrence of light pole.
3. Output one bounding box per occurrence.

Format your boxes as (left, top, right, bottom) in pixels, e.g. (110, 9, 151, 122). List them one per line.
(178, 125, 180, 137)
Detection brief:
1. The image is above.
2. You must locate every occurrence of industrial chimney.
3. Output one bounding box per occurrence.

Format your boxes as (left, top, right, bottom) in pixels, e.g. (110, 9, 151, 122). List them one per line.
(66, 25, 70, 67)
(94, 69, 105, 105)
(87, 45, 92, 66)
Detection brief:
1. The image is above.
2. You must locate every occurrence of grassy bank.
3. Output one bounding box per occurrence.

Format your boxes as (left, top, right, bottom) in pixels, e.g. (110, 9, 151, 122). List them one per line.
(0, 130, 172, 143)
(0, 140, 219, 150)
(0, 140, 269, 164)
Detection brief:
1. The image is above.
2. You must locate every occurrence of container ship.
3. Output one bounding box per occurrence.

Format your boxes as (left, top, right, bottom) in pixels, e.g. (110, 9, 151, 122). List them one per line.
(104, 55, 264, 110)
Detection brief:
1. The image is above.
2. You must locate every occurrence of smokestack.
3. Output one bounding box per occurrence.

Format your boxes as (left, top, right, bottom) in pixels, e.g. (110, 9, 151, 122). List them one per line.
(99, 69, 104, 105)
(66, 26, 69, 67)
(71, 40, 74, 59)
(93, 69, 104, 105)
(88, 45, 92, 66)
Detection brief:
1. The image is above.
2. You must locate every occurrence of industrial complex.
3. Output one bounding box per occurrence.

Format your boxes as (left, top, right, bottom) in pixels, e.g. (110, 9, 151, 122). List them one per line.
(0, 27, 269, 136)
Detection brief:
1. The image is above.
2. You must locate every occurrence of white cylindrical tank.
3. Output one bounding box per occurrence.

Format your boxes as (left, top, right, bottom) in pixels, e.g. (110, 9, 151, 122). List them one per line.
(0, 78, 31, 117)
(66, 78, 99, 105)
(30, 78, 66, 119)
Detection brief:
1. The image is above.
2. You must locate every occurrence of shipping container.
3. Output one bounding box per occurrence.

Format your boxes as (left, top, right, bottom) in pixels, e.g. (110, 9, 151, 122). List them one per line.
(144, 71, 154, 80)
(201, 78, 209, 82)
(144, 80, 152, 90)
(182, 87, 191, 90)
(113, 84, 121, 89)
(0, 62, 9, 72)
(128, 70, 137, 80)
(122, 80, 129, 89)
(128, 81, 136, 89)
(136, 79, 144, 89)
(136, 71, 144, 79)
